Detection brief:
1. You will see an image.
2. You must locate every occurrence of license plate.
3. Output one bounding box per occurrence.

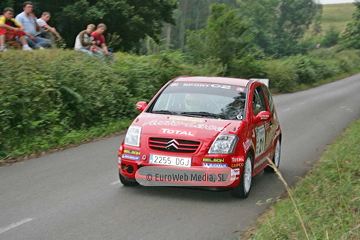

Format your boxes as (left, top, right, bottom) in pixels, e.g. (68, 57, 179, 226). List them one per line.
(149, 154, 191, 168)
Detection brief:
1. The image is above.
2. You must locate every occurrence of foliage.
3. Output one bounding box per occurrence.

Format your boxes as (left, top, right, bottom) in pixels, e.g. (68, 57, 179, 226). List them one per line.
(0, 49, 208, 158)
(2, 0, 177, 52)
(341, 1, 360, 49)
(187, 4, 256, 77)
(238, 0, 322, 57)
(321, 25, 341, 47)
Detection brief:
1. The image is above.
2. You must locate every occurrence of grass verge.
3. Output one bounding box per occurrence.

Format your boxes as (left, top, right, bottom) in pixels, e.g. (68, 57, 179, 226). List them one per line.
(243, 118, 360, 239)
(0, 119, 132, 166)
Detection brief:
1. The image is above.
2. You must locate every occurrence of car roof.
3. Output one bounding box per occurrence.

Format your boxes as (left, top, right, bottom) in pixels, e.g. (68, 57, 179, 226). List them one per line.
(173, 76, 251, 88)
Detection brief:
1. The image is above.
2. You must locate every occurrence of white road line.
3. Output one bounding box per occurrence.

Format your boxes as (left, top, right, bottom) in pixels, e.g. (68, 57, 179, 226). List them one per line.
(283, 108, 291, 112)
(110, 181, 120, 185)
(0, 218, 34, 234)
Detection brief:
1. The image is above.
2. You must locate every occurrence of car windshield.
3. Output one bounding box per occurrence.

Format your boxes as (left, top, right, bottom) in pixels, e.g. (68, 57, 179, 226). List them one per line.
(148, 82, 248, 120)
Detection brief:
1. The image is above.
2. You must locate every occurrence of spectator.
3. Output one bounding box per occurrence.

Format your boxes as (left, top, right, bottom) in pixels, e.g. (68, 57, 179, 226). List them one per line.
(91, 23, 113, 60)
(15, 1, 51, 49)
(74, 24, 95, 56)
(0, 7, 32, 51)
(36, 12, 61, 41)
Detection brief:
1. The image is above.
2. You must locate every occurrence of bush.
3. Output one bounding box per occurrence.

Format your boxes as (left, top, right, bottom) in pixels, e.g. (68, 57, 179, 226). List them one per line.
(266, 61, 297, 92)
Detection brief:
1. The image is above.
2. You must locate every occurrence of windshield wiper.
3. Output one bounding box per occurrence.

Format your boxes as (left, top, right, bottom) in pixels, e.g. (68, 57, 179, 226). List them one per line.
(180, 111, 226, 119)
(152, 110, 178, 115)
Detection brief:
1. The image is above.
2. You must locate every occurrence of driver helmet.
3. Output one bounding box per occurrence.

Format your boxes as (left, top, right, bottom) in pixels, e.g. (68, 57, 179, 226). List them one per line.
(185, 93, 202, 111)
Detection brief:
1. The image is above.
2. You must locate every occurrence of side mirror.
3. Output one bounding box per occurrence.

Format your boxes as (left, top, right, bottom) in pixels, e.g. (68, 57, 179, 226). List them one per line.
(253, 111, 271, 123)
(136, 101, 147, 111)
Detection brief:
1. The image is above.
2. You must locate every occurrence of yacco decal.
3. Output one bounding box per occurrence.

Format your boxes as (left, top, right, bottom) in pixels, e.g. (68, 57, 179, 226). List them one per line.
(202, 158, 225, 163)
(202, 163, 228, 168)
(143, 120, 225, 132)
(231, 163, 244, 168)
(122, 154, 140, 161)
(123, 149, 141, 155)
(231, 157, 244, 163)
(160, 128, 197, 136)
(243, 138, 252, 151)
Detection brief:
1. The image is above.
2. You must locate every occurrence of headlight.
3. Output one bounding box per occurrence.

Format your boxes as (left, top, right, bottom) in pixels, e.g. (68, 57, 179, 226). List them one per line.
(124, 126, 142, 147)
(208, 134, 238, 154)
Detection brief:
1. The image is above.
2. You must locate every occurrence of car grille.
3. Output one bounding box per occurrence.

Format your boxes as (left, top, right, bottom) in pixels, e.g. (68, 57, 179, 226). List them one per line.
(148, 137, 200, 153)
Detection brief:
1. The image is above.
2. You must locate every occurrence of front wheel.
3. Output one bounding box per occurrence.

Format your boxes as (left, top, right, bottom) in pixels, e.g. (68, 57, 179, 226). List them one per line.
(231, 155, 253, 198)
(264, 140, 281, 173)
(119, 173, 139, 186)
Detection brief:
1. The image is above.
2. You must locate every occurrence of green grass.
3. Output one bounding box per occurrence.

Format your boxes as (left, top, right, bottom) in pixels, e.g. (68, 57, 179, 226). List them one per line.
(308, 3, 356, 37)
(243, 118, 360, 239)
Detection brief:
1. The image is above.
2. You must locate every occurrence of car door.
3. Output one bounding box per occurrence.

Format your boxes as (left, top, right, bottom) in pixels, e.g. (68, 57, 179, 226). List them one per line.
(262, 84, 278, 154)
(251, 85, 274, 172)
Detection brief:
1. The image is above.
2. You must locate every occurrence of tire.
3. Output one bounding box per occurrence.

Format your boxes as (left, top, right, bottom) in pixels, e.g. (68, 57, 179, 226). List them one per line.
(231, 154, 253, 198)
(264, 140, 281, 173)
(119, 173, 139, 186)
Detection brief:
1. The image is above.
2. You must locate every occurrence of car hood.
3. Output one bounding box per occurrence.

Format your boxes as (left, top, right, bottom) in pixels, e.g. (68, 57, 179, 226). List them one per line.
(133, 113, 243, 140)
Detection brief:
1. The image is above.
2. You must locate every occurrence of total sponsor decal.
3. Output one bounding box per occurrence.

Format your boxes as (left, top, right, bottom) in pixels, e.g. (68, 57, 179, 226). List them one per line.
(160, 128, 196, 136)
(243, 138, 252, 151)
(202, 163, 228, 168)
(122, 154, 140, 161)
(202, 158, 225, 163)
(143, 119, 225, 132)
(231, 157, 244, 163)
(231, 163, 244, 168)
(123, 149, 141, 156)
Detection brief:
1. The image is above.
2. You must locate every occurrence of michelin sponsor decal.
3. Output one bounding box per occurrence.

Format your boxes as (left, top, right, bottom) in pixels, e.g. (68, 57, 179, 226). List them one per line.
(203, 163, 228, 168)
(122, 154, 140, 161)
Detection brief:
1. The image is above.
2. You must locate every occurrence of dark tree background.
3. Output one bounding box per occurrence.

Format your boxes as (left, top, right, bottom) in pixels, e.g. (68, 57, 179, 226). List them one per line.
(0, 0, 177, 51)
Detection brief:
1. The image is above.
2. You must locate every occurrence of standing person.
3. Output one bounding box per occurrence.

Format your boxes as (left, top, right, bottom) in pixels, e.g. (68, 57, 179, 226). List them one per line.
(0, 7, 32, 51)
(36, 12, 61, 41)
(15, 1, 51, 49)
(74, 24, 95, 56)
(91, 23, 113, 60)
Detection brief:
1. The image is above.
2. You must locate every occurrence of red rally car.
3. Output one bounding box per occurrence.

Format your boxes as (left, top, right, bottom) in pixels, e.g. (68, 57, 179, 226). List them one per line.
(118, 76, 282, 198)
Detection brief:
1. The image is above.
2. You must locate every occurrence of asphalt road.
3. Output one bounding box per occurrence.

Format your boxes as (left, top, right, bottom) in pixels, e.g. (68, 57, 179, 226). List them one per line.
(1, 74, 360, 240)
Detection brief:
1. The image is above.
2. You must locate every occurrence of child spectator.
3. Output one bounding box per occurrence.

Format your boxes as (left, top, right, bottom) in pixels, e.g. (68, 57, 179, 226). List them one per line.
(36, 12, 61, 41)
(15, 1, 51, 49)
(91, 23, 113, 60)
(0, 7, 32, 51)
(74, 24, 95, 56)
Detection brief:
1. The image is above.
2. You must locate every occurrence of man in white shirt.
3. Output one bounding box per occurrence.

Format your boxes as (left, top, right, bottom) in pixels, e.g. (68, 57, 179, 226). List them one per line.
(36, 12, 61, 41)
(15, 1, 51, 49)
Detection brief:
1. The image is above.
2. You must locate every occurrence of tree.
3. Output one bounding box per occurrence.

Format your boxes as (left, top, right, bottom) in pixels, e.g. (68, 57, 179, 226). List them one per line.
(187, 4, 257, 77)
(341, 1, 360, 49)
(3, 0, 177, 51)
(238, 0, 322, 57)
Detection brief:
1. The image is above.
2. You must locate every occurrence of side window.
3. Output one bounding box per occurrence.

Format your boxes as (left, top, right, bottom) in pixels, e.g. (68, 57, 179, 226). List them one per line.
(263, 85, 274, 114)
(252, 86, 266, 116)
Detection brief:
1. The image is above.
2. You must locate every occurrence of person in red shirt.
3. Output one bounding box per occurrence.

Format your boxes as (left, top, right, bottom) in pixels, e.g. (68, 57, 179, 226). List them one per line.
(0, 7, 32, 51)
(90, 23, 113, 60)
